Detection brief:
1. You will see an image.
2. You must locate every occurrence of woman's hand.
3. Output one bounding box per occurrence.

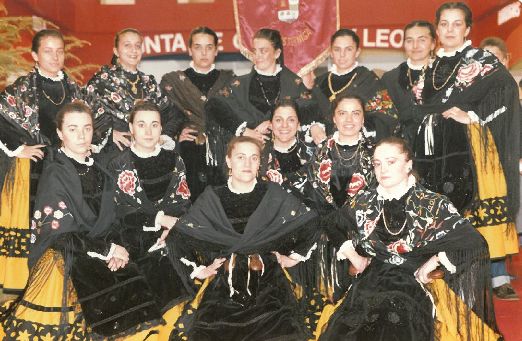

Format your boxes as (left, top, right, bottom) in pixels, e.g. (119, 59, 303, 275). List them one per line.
(273, 251, 300, 268)
(178, 127, 198, 143)
(194, 258, 226, 280)
(243, 128, 269, 143)
(255, 120, 272, 135)
(442, 107, 472, 124)
(310, 124, 327, 145)
(345, 248, 371, 275)
(415, 255, 440, 284)
(107, 244, 129, 271)
(113, 130, 131, 150)
(18, 144, 46, 161)
(160, 215, 178, 230)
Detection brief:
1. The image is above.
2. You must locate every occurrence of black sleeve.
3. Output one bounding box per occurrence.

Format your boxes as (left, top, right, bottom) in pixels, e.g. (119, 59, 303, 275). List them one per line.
(206, 97, 245, 134)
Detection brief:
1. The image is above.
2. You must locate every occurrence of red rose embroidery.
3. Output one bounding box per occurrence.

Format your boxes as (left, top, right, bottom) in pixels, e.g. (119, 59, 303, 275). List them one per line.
(318, 160, 332, 184)
(456, 61, 481, 85)
(118, 170, 137, 196)
(363, 219, 377, 236)
(6, 95, 16, 107)
(347, 173, 366, 197)
(176, 177, 191, 199)
(266, 169, 283, 185)
(387, 239, 412, 254)
(110, 92, 122, 103)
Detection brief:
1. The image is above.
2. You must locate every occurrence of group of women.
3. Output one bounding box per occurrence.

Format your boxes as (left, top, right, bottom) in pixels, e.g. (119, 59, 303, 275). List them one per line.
(0, 1, 519, 340)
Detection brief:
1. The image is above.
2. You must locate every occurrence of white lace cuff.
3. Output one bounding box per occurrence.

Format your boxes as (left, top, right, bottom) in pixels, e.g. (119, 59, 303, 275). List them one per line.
(0, 140, 24, 157)
(91, 128, 112, 154)
(235, 122, 247, 136)
(180, 257, 206, 279)
(301, 121, 325, 143)
(336, 240, 355, 261)
(143, 211, 164, 232)
(467, 107, 506, 126)
(437, 251, 456, 274)
(289, 243, 317, 262)
(87, 243, 116, 261)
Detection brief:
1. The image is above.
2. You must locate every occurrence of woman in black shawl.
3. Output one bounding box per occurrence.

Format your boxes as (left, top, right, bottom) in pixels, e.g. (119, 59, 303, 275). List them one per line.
(317, 137, 499, 341)
(0, 102, 190, 339)
(416, 2, 520, 289)
(168, 136, 319, 341)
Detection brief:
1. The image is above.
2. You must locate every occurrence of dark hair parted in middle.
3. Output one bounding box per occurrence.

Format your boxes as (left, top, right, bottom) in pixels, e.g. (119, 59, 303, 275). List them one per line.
(403, 20, 436, 40)
(32, 29, 65, 53)
(253, 28, 284, 66)
(330, 29, 360, 49)
(332, 94, 366, 117)
(128, 101, 161, 124)
(111, 28, 143, 65)
(55, 101, 94, 131)
(189, 26, 219, 47)
(435, 2, 473, 27)
(271, 99, 299, 121)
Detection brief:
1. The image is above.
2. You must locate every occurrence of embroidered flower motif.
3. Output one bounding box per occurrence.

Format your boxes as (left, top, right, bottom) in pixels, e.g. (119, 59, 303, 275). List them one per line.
(327, 138, 335, 149)
(176, 176, 191, 199)
(318, 160, 332, 184)
(53, 210, 64, 219)
(51, 220, 60, 229)
(58, 201, 67, 209)
(347, 173, 366, 197)
(24, 106, 33, 117)
(447, 203, 458, 214)
(30, 233, 36, 243)
(20, 85, 27, 92)
(266, 169, 283, 185)
(232, 79, 241, 87)
(43, 206, 53, 216)
(34, 210, 42, 219)
(117, 170, 137, 196)
(456, 60, 481, 86)
(31, 220, 37, 230)
(480, 63, 494, 77)
(294, 78, 302, 85)
(200, 95, 207, 102)
(142, 75, 149, 83)
(111, 92, 122, 103)
(97, 107, 105, 115)
(365, 90, 395, 114)
(363, 218, 377, 237)
(86, 84, 95, 93)
(387, 239, 412, 254)
(412, 78, 424, 102)
(388, 254, 405, 265)
(101, 73, 108, 80)
(6, 95, 16, 107)
(179, 74, 186, 81)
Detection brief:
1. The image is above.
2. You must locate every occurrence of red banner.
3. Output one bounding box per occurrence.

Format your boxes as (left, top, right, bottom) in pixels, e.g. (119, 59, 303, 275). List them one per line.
(233, 0, 339, 76)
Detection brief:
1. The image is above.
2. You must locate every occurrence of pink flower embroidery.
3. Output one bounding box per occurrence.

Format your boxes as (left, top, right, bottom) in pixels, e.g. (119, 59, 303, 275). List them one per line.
(117, 170, 137, 196)
(24, 106, 33, 117)
(480, 63, 494, 77)
(456, 61, 481, 85)
(43, 206, 53, 215)
(363, 219, 377, 237)
(58, 201, 67, 209)
(6, 95, 16, 107)
(110, 92, 122, 103)
(51, 220, 60, 229)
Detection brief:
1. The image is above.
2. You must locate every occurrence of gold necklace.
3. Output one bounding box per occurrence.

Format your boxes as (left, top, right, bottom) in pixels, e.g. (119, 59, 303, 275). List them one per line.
(126, 75, 140, 95)
(328, 72, 358, 102)
(42, 81, 66, 106)
(431, 58, 461, 91)
(334, 141, 361, 163)
(407, 66, 425, 89)
(380, 208, 407, 236)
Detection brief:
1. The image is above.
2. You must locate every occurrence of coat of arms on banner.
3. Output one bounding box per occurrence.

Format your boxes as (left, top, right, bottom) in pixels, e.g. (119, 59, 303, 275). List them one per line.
(233, 0, 339, 76)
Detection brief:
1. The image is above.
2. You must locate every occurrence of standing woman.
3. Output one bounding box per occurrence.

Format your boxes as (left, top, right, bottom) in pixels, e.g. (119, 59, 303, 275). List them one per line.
(317, 137, 499, 340)
(206, 28, 324, 167)
(417, 2, 520, 283)
(160, 26, 235, 201)
(381, 21, 436, 143)
(312, 29, 399, 140)
(168, 136, 319, 341)
(260, 99, 313, 198)
(0, 29, 95, 295)
(88, 28, 174, 154)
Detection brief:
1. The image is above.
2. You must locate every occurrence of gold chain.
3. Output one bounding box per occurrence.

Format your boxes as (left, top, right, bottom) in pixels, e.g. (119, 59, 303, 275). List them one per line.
(42, 81, 65, 106)
(431, 58, 461, 91)
(126, 75, 140, 95)
(328, 72, 358, 102)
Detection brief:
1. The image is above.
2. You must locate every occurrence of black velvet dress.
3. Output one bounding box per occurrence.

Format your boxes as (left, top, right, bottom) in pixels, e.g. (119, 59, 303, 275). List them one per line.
(169, 182, 319, 341)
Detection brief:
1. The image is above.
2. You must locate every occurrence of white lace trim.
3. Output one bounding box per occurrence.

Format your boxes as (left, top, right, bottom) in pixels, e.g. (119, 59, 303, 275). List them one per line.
(130, 143, 161, 158)
(436, 40, 472, 58)
(273, 138, 298, 153)
(87, 243, 116, 261)
(227, 177, 257, 194)
(289, 243, 317, 262)
(406, 58, 426, 70)
(60, 147, 94, 166)
(143, 211, 164, 232)
(254, 64, 282, 76)
(333, 131, 361, 146)
(190, 61, 216, 74)
(180, 257, 207, 279)
(235, 121, 247, 137)
(336, 240, 355, 261)
(36, 66, 64, 81)
(467, 106, 506, 126)
(0, 140, 24, 157)
(330, 62, 358, 76)
(377, 174, 416, 201)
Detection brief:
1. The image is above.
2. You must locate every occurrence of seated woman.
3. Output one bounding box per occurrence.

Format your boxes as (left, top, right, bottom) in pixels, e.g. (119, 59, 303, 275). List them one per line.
(168, 136, 319, 341)
(317, 137, 499, 341)
(108, 101, 194, 315)
(260, 99, 313, 198)
(0, 102, 191, 339)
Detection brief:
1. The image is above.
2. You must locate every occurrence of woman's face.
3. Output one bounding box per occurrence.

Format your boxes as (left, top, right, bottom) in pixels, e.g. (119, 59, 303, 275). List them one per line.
(189, 33, 218, 72)
(129, 110, 162, 152)
(372, 143, 412, 191)
(330, 35, 360, 73)
(252, 38, 281, 72)
(226, 142, 261, 185)
(114, 32, 143, 71)
(404, 26, 435, 64)
(31, 36, 65, 77)
(57, 111, 93, 159)
(436, 9, 470, 52)
(333, 98, 364, 143)
(271, 106, 299, 145)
